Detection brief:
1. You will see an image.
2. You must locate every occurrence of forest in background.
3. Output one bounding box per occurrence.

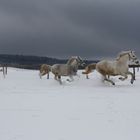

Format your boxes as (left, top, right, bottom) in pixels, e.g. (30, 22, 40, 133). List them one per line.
(0, 54, 97, 69)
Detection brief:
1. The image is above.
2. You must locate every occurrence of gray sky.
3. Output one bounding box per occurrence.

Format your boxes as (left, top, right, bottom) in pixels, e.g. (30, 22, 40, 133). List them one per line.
(0, 0, 140, 59)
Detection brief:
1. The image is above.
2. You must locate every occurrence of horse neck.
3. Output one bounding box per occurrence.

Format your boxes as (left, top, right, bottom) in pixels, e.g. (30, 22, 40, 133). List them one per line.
(69, 59, 79, 68)
(67, 58, 74, 65)
(117, 54, 130, 65)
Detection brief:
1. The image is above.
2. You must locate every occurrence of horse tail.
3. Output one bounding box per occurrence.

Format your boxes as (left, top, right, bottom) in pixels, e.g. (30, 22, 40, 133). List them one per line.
(82, 63, 96, 74)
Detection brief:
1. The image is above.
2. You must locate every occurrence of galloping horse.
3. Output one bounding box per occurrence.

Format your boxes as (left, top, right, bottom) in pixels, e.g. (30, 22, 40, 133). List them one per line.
(51, 56, 85, 84)
(39, 64, 51, 79)
(90, 51, 138, 85)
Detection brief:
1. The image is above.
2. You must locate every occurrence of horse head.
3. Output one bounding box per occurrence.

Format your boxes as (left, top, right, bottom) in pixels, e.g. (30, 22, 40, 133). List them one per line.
(67, 56, 85, 67)
(76, 56, 86, 67)
(116, 50, 138, 62)
(129, 50, 138, 61)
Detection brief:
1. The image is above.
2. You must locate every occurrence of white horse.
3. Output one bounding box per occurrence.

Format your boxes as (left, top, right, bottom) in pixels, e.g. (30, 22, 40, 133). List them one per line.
(92, 51, 138, 85)
(51, 56, 85, 84)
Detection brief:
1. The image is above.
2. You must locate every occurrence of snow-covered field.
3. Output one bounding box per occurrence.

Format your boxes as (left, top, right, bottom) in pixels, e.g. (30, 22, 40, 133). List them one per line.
(0, 68, 140, 140)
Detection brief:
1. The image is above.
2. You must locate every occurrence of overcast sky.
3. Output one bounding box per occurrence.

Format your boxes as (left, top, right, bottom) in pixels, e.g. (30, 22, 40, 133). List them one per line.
(0, 0, 140, 59)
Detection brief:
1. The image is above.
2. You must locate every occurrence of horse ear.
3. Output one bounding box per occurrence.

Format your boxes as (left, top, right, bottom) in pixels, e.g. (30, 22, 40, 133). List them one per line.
(130, 50, 135, 54)
(71, 56, 76, 58)
(78, 56, 82, 60)
(129, 50, 135, 53)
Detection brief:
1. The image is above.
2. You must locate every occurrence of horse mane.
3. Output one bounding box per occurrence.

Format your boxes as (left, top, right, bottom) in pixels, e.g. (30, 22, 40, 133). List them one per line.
(116, 50, 131, 61)
(67, 56, 77, 65)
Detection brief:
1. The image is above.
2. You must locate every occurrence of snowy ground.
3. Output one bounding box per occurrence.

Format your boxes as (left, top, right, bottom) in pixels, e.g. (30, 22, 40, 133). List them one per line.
(0, 68, 140, 140)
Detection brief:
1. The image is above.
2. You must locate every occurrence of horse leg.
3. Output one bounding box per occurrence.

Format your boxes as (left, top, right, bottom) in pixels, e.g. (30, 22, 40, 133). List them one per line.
(58, 75, 62, 84)
(127, 71, 135, 84)
(39, 72, 42, 79)
(69, 75, 74, 82)
(76, 73, 80, 78)
(82, 70, 90, 79)
(39, 70, 46, 79)
(118, 71, 135, 83)
(5, 67, 7, 75)
(119, 74, 128, 81)
(47, 72, 49, 79)
(86, 70, 92, 79)
(119, 72, 134, 84)
(54, 74, 58, 80)
(86, 74, 89, 79)
(66, 75, 74, 82)
(104, 75, 115, 85)
(73, 72, 80, 78)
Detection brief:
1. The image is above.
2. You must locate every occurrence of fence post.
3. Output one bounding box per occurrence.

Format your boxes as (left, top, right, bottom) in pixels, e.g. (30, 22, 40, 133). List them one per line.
(133, 67, 136, 80)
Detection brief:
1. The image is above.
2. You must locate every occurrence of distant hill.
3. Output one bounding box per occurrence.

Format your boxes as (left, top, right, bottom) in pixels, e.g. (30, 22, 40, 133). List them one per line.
(0, 54, 98, 70)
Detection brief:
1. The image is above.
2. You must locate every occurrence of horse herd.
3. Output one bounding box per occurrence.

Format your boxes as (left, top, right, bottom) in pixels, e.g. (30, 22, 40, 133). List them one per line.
(39, 50, 139, 85)
(0, 50, 138, 85)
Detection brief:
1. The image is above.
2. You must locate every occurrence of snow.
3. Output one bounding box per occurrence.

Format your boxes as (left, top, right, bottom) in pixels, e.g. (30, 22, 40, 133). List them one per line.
(0, 68, 140, 140)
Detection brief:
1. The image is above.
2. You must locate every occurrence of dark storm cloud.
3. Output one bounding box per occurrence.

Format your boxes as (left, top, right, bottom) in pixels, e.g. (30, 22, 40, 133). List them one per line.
(0, 0, 140, 59)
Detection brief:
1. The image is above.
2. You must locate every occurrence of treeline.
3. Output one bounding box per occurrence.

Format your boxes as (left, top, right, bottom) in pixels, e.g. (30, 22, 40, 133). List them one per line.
(0, 54, 98, 70)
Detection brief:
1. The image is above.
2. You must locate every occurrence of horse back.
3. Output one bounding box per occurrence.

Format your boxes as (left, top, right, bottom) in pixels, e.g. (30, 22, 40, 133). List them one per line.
(96, 60, 117, 76)
(51, 64, 73, 76)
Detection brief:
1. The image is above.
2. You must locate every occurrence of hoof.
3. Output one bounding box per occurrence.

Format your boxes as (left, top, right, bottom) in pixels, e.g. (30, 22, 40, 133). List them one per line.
(66, 79, 71, 82)
(119, 77, 124, 81)
(112, 83, 115, 85)
(131, 80, 134, 84)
